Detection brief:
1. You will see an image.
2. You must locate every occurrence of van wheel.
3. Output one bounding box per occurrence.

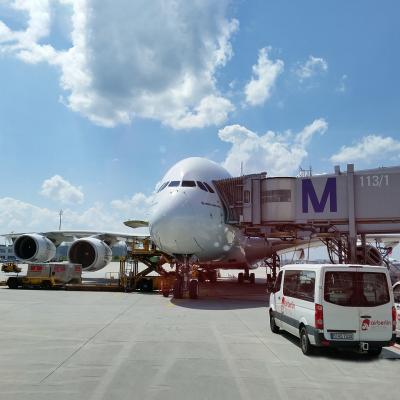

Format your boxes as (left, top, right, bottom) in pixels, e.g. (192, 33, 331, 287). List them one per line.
(300, 327, 313, 355)
(367, 347, 382, 356)
(270, 314, 280, 334)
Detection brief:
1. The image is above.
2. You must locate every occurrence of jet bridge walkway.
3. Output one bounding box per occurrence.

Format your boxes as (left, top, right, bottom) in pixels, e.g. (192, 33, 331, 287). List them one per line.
(213, 163, 400, 265)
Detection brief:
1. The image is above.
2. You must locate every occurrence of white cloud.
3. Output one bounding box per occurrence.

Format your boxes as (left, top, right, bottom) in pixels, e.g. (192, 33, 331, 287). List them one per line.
(219, 119, 328, 176)
(0, 190, 155, 234)
(111, 192, 154, 220)
(40, 175, 84, 204)
(0, 0, 237, 129)
(295, 55, 328, 82)
(330, 135, 400, 163)
(244, 47, 284, 106)
(336, 74, 348, 93)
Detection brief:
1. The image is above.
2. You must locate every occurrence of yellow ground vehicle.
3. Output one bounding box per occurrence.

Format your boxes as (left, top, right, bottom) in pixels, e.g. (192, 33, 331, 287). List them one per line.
(7, 263, 82, 289)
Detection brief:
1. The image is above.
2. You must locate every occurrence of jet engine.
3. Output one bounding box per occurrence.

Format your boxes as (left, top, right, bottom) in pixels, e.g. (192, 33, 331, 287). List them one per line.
(13, 234, 56, 262)
(68, 238, 112, 271)
(356, 245, 383, 266)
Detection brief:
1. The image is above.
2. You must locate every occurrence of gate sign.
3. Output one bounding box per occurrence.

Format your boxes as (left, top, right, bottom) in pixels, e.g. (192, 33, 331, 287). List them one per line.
(302, 177, 337, 213)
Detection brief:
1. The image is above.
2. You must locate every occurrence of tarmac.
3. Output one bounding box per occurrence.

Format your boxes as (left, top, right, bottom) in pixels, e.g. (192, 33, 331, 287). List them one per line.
(0, 264, 399, 400)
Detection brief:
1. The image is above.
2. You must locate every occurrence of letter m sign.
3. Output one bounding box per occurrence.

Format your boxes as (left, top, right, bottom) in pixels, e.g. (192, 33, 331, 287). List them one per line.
(302, 177, 337, 213)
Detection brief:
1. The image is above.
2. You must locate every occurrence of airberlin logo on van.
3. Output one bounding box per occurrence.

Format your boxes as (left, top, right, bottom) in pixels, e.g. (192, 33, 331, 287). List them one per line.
(361, 319, 370, 331)
(361, 318, 391, 331)
(281, 297, 295, 312)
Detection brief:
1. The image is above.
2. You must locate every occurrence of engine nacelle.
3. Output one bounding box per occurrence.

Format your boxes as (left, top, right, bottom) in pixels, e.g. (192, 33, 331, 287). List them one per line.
(356, 245, 383, 266)
(68, 238, 112, 271)
(14, 234, 56, 262)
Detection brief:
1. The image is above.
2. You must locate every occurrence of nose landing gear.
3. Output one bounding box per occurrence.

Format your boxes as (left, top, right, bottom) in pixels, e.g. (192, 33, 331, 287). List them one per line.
(172, 256, 200, 299)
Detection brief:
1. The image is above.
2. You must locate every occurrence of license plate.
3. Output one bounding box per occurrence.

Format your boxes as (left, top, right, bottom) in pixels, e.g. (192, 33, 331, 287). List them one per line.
(330, 332, 354, 340)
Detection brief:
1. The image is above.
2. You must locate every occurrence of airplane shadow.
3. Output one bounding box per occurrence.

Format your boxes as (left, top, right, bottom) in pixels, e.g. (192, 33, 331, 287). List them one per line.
(170, 281, 269, 310)
(170, 297, 267, 310)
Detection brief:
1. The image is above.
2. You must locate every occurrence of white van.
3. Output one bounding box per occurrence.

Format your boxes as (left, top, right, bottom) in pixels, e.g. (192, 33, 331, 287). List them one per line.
(393, 281, 400, 338)
(269, 264, 396, 355)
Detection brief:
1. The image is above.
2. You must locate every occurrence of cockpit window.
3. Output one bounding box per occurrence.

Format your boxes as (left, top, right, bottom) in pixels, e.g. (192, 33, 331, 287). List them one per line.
(181, 180, 196, 187)
(157, 182, 169, 192)
(204, 182, 215, 193)
(168, 181, 180, 187)
(197, 181, 207, 191)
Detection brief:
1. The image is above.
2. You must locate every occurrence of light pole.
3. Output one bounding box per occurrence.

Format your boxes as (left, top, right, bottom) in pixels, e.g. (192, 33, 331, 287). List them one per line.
(59, 209, 63, 231)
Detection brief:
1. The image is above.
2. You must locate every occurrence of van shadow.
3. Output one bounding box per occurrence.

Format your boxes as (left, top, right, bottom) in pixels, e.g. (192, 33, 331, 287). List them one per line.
(278, 331, 400, 361)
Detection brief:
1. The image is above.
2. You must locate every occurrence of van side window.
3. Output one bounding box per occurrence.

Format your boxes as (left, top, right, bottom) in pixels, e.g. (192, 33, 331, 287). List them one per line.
(394, 284, 400, 303)
(283, 270, 315, 302)
(274, 271, 283, 292)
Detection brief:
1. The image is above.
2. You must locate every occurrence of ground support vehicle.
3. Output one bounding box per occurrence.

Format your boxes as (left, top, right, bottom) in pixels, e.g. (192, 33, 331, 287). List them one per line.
(393, 281, 400, 338)
(269, 264, 396, 356)
(7, 263, 82, 289)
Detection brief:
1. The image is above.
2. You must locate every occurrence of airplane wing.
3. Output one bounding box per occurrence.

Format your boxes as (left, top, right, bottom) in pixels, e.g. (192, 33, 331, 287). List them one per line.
(3, 230, 148, 246)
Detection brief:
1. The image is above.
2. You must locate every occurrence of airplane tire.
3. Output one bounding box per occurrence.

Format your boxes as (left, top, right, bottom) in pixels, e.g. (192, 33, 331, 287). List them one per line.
(173, 279, 183, 299)
(189, 280, 199, 299)
(249, 273, 255, 284)
(198, 272, 205, 283)
(238, 272, 244, 284)
(209, 271, 217, 283)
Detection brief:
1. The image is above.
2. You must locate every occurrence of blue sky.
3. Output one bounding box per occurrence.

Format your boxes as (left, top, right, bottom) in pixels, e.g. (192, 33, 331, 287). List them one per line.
(0, 0, 399, 233)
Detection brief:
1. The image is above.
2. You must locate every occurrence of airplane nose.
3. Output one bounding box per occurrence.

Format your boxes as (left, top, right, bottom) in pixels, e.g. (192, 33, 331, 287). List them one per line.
(149, 191, 201, 254)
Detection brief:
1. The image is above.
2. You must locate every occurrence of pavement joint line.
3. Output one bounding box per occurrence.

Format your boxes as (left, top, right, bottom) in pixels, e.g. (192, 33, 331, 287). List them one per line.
(231, 308, 285, 363)
(88, 306, 182, 399)
(211, 322, 253, 400)
(230, 309, 316, 400)
(39, 295, 144, 384)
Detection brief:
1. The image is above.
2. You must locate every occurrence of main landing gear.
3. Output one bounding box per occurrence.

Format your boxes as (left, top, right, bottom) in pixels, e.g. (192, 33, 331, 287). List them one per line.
(238, 269, 255, 284)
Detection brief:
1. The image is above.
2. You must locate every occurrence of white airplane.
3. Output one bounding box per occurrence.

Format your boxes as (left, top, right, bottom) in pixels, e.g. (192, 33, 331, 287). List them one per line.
(5, 157, 399, 299)
(147, 157, 280, 298)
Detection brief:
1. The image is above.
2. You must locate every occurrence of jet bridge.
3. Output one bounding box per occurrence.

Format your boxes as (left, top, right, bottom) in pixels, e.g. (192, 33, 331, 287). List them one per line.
(213, 164, 400, 264)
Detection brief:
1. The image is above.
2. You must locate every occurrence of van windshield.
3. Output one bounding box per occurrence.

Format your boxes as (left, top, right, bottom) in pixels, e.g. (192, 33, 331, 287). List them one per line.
(324, 271, 390, 307)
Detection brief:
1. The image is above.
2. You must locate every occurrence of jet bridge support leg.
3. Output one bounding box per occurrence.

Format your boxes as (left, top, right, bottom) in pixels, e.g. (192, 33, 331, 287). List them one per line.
(265, 253, 280, 290)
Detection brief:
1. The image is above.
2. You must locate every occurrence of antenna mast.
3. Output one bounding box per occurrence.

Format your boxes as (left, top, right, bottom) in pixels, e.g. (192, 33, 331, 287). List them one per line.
(59, 209, 63, 231)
